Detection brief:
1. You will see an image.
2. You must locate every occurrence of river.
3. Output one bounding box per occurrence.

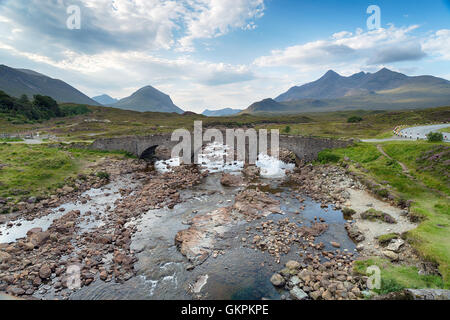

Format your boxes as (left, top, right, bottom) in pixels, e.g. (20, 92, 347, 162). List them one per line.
(0, 143, 357, 300)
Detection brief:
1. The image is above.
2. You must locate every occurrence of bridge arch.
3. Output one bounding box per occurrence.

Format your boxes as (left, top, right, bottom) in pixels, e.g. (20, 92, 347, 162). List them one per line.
(140, 145, 159, 161)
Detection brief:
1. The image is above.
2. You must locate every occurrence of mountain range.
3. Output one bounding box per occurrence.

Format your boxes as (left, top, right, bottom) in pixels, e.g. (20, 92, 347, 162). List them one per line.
(1, 64, 449, 116)
(202, 108, 243, 117)
(0, 64, 183, 113)
(244, 68, 450, 114)
(0, 65, 100, 106)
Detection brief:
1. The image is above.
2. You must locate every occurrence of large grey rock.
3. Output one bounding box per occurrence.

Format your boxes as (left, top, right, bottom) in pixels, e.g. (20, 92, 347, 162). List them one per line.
(405, 289, 450, 300)
(289, 276, 301, 286)
(375, 289, 450, 300)
(0, 251, 12, 263)
(382, 250, 399, 261)
(290, 287, 308, 300)
(29, 231, 50, 246)
(39, 265, 52, 279)
(270, 273, 285, 287)
(387, 239, 405, 253)
(220, 173, 244, 187)
(285, 260, 301, 270)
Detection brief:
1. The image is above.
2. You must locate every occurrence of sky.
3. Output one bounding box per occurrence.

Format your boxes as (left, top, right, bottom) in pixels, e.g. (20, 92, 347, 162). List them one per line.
(0, 0, 449, 112)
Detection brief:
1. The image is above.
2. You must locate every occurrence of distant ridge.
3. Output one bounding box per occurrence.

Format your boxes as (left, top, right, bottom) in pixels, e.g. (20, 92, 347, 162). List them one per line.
(243, 68, 450, 114)
(92, 94, 118, 105)
(0, 64, 100, 105)
(111, 86, 183, 114)
(202, 108, 242, 116)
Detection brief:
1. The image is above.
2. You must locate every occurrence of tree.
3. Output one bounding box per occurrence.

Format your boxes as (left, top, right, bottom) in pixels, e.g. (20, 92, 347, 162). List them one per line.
(427, 132, 443, 142)
(284, 125, 291, 133)
(32, 95, 61, 119)
(18, 94, 30, 104)
(347, 116, 363, 123)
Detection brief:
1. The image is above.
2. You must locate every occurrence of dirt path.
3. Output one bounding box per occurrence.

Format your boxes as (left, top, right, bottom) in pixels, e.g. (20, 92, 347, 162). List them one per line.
(377, 144, 448, 199)
(376, 144, 410, 175)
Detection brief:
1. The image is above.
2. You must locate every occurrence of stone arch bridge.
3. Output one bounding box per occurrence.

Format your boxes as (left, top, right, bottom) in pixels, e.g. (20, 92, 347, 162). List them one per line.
(90, 133, 353, 163)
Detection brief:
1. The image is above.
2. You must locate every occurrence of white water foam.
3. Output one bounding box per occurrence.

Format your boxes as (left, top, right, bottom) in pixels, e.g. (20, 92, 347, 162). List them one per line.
(155, 142, 294, 178)
(154, 157, 181, 173)
(256, 154, 295, 179)
(198, 142, 244, 173)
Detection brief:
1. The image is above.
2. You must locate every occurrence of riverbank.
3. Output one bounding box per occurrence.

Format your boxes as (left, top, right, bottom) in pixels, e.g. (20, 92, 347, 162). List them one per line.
(316, 141, 449, 290)
(0, 142, 447, 300)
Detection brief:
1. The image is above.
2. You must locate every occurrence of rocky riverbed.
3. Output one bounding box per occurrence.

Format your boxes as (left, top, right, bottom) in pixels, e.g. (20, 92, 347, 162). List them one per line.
(0, 145, 441, 300)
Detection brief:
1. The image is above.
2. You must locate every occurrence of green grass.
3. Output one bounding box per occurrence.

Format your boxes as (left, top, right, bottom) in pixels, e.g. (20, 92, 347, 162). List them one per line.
(377, 233, 400, 246)
(0, 143, 131, 203)
(0, 137, 24, 142)
(438, 127, 450, 134)
(354, 257, 444, 294)
(319, 141, 450, 288)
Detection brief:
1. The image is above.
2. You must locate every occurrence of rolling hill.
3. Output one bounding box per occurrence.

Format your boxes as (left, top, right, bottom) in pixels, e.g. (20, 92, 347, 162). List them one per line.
(243, 68, 450, 114)
(111, 86, 184, 114)
(0, 64, 100, 106)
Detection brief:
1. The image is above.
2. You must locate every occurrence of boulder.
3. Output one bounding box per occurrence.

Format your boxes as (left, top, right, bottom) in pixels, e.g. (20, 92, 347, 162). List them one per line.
(382, 250, 399, 261)
(322, 289, 333, 300)
(26, 227, 42, 236)
(387, 239, 405, 253)
(270, 273, 285, 287)
(39, 265, 52, 279)
(345, 223, 365, 242)
(8, 287, 25, 296)
(330, 242, 341, 248)
(404, 289, 450, 300)
(0, 251, 12, 263)
(289, 276, 301, 286)
(29, 231, 50, 246)
(286, 260, 301, 270)
(290, 287, 308, 300)
(298, 269, 313, 283)
(62, 186, 74, 194)
(220, 173, 244, 187)
(310, 290, 322, 300)
(242, 165, 260, 179)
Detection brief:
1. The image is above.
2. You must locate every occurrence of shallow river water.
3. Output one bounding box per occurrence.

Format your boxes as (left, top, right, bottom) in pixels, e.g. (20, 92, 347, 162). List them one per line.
(69, 173, 356, 300)
(1, 144, 357, 300)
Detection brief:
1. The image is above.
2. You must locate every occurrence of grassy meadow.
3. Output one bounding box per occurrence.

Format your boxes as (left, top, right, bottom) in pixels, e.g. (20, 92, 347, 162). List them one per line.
(0, 104, 448, 141)
(0, 143, 132, 204)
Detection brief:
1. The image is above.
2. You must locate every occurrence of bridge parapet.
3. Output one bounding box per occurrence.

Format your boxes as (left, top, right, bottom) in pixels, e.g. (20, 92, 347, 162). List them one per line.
(91, 133, 354, 162)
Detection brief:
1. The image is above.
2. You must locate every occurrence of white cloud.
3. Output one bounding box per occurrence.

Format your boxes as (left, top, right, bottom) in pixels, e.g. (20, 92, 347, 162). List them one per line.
(254, 25, 426, 71)
(422, 29, 450, 61)
(177, 0, 265, 51)
(0, 0, 265, 53)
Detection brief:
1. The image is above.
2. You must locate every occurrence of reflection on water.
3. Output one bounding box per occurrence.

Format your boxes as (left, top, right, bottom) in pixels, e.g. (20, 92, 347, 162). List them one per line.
(70, 173, 356, 300)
